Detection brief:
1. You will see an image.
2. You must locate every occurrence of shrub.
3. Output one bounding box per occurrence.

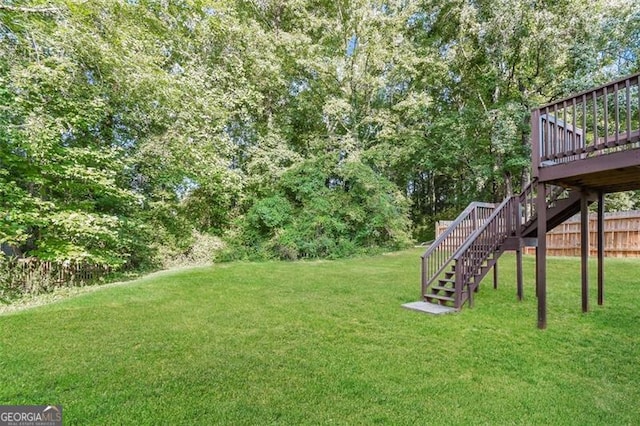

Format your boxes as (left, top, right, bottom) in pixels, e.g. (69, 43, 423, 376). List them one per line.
(223, 157, 411, 260)
(162, 231, 225, 269)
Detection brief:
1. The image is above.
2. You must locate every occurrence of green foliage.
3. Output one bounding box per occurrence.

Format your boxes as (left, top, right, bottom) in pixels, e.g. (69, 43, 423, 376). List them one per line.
(225, 157, 411, 260)
(604, 191, 640, 212)
(246, 194, 294, 236)
(2, 0, 640, 270)
(0, 1, 240, 268)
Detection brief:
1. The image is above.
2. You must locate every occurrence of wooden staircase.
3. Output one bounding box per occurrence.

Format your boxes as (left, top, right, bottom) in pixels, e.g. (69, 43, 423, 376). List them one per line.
(421, 180, 587, 310)
(425, 252, 499, 307)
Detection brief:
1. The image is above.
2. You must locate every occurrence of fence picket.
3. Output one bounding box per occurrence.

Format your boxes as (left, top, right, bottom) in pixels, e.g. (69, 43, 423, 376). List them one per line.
(1, 258, 111, 292)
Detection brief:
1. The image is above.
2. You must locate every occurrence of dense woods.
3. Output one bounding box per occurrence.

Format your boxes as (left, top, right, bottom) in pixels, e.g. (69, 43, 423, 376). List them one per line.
(1, 0, 639, 270)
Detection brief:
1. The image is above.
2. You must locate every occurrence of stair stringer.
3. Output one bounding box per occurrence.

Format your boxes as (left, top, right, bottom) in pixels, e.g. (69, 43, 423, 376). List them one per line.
(522, 189, 596, 237)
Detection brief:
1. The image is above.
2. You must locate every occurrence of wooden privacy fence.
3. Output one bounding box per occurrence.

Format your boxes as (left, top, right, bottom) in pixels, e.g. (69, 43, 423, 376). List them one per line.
(437, 210, 640, 258)
(523, 210, 640, 257)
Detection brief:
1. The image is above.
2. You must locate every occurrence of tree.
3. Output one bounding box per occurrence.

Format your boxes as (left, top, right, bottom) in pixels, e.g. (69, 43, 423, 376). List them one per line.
(0, 0, 240, 266)
(3, 0, 639, 268)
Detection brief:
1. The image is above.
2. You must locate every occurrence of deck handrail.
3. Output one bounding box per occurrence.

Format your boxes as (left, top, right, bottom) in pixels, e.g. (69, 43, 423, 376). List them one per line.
(532, 72, 640, 172)
(451, 196, 518, 308)
(519, 178, 537, 226)
(537, 72, 640, 110)
(421, 202, 495, 297)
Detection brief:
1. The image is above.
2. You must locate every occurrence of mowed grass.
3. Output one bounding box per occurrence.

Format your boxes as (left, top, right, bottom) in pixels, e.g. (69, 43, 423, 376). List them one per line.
(1, 249, 640, 425)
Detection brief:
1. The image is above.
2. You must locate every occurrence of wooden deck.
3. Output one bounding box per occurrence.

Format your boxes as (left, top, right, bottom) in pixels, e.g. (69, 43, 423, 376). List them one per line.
(532, 72, 640, 192)
(531, 71, 640, 328)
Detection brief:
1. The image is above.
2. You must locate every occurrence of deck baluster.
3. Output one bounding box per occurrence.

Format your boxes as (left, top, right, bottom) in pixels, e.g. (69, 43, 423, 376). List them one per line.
(614, 83, 620, 146)
(626, 79, 631, 141)
(563, 101, 568, 160)
(553, 103, 558, 158)
(592, 91, 598, 148)
(604, 86, 609, 146)
(572, 98, 577, 159)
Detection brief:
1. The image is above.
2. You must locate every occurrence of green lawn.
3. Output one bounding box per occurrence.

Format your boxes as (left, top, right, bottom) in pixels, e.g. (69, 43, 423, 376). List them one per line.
(1, 249, 640, 424)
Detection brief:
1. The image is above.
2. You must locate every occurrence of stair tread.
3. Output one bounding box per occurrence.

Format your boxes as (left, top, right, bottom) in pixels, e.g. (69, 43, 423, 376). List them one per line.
(431, 285, 455, 292)
(425, 293, 455, 302)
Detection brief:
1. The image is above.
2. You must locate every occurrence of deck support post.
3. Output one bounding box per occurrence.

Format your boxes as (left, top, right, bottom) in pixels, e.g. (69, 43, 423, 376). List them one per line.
(516, 245, 523, 301)
(493, 261, 498, 289)
(472, 207, 478, 230)
(597, 191, 605, 306)
(536, 181, 547, 329)
(515, 202, 524, 301)
(534, 247, 538, 299)
(581, 192, 590, 313)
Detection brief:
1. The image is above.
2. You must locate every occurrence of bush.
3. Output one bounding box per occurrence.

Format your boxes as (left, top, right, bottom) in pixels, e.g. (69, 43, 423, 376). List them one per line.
(222, 157, 412, 260)
(162, 231, 225, 268)
(245, 195, 293, 237)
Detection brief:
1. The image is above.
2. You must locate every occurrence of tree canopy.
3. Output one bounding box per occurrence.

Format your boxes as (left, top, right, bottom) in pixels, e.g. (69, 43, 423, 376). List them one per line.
(1, 0, 639, 266)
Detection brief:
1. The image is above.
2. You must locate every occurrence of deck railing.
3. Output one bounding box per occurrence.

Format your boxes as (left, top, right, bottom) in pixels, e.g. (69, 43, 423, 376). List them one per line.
(434, 180, 567, 238)
(532, 72, 640, 171)
(519, 178, 537, 226)
(421, 202, 495, 297)
(452, 197, 519, 308)
(519, 178, 570, 228)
